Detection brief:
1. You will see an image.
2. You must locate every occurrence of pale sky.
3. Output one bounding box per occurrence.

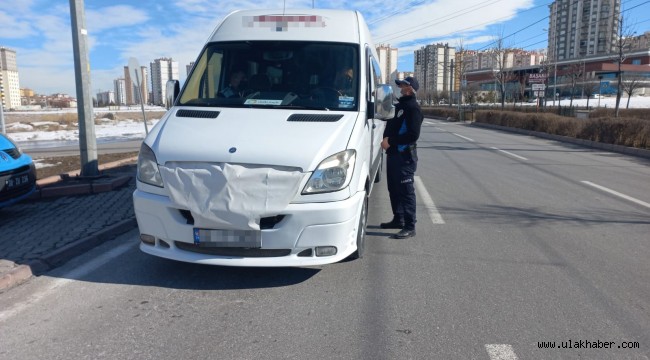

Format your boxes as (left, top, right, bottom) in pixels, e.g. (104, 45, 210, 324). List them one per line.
(1, 0, 648, 97)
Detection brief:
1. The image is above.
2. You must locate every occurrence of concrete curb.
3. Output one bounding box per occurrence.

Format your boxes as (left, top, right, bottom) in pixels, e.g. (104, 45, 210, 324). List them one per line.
(469, 122, 650, 160)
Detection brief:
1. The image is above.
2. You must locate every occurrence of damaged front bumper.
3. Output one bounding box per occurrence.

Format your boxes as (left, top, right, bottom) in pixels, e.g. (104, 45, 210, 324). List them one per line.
(133, 189, 364, 266)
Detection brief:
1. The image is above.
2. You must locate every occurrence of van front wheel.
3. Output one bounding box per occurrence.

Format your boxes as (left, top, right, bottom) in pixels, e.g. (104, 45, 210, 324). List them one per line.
(350, 191, 368, 260)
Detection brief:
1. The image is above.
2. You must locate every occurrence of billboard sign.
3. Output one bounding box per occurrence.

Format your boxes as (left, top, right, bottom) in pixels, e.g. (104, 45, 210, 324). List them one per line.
(528, 73, 547, 83)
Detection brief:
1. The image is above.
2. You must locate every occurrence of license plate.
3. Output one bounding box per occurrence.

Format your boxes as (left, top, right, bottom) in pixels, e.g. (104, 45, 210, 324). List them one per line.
(193, 228, 262, 248)
(5, 174, 30, 190)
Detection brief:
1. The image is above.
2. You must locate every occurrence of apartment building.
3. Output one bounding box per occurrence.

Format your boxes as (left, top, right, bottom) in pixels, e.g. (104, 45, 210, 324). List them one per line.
(548, 0, 620, 61)
(0, 47, 21, 110)
(376, 44, 398, 84)
(150, 58, 179, 106)
(123, 65, 149, 105)
(414, 43, 455, 94)
(114, 78, 127, 105)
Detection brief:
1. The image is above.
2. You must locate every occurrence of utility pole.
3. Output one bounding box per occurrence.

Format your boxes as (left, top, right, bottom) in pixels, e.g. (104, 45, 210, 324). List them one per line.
(449, 59, 454, 108)
(69, 0, 98, 176)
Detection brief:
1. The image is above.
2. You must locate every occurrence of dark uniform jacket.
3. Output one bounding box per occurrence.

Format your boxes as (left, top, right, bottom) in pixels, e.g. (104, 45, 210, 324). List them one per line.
(383, 95, 423, 155)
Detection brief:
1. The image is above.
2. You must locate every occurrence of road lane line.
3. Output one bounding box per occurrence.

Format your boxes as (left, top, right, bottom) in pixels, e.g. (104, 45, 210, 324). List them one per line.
(581, 181, 650, 209)
(0, 241, 136, 323)
(485, 344, 519, 360)
(414, 176, 445, 224)
(425, 121, 436, 125)
(452, 133, 475, 142)
(490, 147, 528, 161)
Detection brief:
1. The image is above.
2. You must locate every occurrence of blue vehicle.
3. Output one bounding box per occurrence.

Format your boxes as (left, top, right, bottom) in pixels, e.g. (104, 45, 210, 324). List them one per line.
(0, 133, 36, 208)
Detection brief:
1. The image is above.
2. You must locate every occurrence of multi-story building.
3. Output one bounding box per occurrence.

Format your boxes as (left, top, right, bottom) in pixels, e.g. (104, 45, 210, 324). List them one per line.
(123, 65, 149, 105)
(186, 62, 195, 78)
(97, 91, 116, 106)
(628, 31, 650, 51)
(376, 44, 398, 84)
(0, 47, 21, 110)
(548, 0, 620, 61)
(150, 58, 179, 106)
(114, 78, 127, 105)
(414, 43, 455, 95)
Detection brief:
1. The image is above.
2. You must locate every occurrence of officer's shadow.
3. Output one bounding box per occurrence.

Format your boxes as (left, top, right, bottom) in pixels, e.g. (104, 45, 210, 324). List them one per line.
(366, 225, 398, 237)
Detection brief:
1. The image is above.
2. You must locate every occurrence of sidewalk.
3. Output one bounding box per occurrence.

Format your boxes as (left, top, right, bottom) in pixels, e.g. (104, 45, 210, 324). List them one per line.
(0, 157, 139, 292)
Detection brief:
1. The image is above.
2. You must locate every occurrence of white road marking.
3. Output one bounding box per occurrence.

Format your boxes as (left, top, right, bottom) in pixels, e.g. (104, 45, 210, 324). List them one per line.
(490, 147, 528, 161)
(425, 121, 436, 125)
(414, 176, 445, 224)
(0, 241, 136, 322)
(581, 181, 650, 209)
(485, 344, 519, 360)
(452, 133, 475, 142)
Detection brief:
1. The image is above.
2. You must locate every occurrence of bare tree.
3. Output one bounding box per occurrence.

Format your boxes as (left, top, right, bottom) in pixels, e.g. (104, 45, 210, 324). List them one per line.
(612, 14, 636, 117)
(465, 83, 480, 104)
(621, 74, 646, 109)
(564, 61, 584, 108)
(455, 39, 472, 109)
(489, 35, 517, 109)
(582, 82, 600, 108)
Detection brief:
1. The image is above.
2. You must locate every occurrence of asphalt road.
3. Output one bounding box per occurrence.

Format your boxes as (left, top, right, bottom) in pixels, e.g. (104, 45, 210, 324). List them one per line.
(1, 119, 649, 360)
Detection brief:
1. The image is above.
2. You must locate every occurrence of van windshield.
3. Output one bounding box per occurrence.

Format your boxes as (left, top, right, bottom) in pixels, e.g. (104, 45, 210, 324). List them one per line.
(179, 41, 359, 111)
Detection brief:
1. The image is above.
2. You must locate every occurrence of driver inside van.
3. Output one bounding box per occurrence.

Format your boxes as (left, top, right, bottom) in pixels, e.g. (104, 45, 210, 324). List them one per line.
(218, 69, 246, 98)
(334, 67, 354, 95)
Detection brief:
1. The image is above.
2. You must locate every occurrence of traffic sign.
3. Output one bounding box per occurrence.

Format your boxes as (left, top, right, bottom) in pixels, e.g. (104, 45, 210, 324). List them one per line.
(532, 84, 546, 91)
(534, 90, 545, 97)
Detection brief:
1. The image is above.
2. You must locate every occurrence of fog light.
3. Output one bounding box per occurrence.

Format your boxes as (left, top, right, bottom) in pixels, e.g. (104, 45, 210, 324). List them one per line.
(140, 234, 155, 245)
(315, 246, 337, 257)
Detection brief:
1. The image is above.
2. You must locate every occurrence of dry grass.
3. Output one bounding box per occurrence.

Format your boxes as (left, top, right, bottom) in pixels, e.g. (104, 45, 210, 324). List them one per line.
(5, 110, 166, 130)
(474, 110, 650, 150)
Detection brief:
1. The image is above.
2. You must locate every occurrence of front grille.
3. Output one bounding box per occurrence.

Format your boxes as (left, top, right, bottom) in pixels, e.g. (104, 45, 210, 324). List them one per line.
(176, 211, 284, 229)
(179, 209, 194, 225)
(260, 215, 285, 229)
(175, 242, 291, 257)
(176, 109, 220, 118)
(287, 114, 343, 122)
(0, 165, 31, 177)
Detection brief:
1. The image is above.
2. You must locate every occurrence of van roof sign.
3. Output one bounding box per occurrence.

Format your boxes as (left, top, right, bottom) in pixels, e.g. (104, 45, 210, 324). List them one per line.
(243, 14, 326, 32)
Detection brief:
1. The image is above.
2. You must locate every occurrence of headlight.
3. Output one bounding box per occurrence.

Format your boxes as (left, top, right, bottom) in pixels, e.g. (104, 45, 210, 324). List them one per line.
(137, 143, 163, 187)
(302, 150, 356, 194)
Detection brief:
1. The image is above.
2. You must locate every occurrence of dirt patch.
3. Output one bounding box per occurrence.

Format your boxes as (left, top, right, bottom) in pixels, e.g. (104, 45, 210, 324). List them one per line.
(35, 151, 139, 180)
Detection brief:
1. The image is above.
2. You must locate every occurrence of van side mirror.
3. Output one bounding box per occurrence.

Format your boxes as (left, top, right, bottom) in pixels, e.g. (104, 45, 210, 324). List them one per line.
(165, 80, 180, 109)
(372, 84, 395, 120)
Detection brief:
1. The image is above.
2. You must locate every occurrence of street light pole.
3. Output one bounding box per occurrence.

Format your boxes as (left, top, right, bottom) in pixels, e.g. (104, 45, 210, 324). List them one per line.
(449, 59, 454, 108)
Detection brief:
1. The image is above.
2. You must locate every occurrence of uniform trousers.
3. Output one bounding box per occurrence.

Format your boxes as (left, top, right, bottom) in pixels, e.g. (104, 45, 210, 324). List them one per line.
(385, 148, 418, 230)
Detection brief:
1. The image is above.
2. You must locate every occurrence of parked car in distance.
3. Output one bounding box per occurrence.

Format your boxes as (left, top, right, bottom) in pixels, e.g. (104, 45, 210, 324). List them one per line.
(0, 133, 37, 208)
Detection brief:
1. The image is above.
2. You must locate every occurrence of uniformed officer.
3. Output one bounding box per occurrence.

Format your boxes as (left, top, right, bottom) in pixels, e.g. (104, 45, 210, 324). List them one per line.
(380, 76, 423, 239)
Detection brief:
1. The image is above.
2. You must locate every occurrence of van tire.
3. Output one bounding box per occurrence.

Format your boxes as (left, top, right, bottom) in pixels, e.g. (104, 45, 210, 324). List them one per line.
(350, 191, 368, 260)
